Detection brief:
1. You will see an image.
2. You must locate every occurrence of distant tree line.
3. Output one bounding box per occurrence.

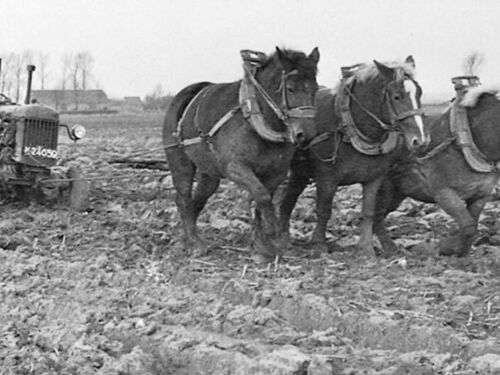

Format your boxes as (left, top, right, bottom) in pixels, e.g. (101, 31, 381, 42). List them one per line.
(143, 83, 173, 111)
(0, 50, 94, 102)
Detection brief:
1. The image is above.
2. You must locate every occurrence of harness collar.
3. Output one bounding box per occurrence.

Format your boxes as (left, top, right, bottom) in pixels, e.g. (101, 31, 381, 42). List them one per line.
(450, 92, 500, 173)
(334, 75, 400, 155)
(417, 75, 500, 173)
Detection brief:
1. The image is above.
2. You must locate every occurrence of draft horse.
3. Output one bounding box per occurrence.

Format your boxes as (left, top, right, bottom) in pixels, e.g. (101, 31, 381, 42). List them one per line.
(163, 47, 320, 262)
(374, 76, 500, 257)
(278, 56, 429, 256)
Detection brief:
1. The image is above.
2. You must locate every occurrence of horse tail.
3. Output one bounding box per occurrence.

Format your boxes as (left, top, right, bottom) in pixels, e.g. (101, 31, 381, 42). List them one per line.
(163, 81, 213, 144)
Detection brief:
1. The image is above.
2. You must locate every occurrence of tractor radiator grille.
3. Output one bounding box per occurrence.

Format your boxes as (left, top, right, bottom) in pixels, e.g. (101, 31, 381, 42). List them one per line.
(14, 117, 60, 167)
(24, 118, 59, 150)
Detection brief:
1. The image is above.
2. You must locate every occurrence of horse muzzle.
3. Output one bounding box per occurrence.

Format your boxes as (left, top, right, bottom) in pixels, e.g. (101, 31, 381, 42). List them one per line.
(284, 106, 317, 147)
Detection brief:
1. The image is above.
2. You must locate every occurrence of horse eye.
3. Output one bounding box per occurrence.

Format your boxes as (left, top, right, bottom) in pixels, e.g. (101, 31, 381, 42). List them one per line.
(287, 87, 294, 93)
(393, 94, 402, 101)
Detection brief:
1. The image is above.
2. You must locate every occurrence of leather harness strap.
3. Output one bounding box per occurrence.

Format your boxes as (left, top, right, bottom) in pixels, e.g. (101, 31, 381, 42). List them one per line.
(417, 94, 500, 173)
(335, 76, 400, 156)
(450, 100, 500, 173)
(168, 49, 315, 149)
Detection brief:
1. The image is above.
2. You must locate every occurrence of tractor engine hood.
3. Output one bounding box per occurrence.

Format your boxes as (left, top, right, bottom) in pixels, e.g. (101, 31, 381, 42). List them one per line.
(0, 103, 59, 122)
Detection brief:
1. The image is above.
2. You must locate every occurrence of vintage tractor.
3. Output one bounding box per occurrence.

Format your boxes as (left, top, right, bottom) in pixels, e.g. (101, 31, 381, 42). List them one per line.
(0, 61, 89, 210)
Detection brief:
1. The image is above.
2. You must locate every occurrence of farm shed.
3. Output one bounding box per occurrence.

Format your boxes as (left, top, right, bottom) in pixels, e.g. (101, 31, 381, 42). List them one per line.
(31, 89, 110, 112)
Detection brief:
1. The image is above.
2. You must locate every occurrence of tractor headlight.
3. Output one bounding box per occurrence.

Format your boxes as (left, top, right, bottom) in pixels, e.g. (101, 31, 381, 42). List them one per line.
(71, 125, 86, 140)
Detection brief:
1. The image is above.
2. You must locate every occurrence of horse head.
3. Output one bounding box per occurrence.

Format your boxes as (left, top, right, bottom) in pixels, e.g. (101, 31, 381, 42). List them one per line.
(372, 56, 430, 152)
(257, 47, 320, 148)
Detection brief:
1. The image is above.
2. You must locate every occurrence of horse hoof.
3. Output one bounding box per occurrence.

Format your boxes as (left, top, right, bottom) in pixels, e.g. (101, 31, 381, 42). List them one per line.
(310, 241, 328, 256)
(356, 242, 376, 258)
(379, 241, 399, 258)
(438, 235, 469, 257)
(252, 253, 277, 265)
(183, 239, 209, 257)
(273, 233, 292, 252)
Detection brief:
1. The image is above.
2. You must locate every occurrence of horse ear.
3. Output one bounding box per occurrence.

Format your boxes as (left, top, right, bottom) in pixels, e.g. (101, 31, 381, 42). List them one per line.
(405, 55, 416, 69)
(276, 46, 293, 69)
(309, 47, 320, 64)
(276, 47, 284, 59)
(374, 60, 395, 80)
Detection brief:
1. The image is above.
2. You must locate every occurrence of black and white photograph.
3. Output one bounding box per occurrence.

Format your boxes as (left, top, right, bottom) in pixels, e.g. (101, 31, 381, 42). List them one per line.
(1, 0, 500, 373)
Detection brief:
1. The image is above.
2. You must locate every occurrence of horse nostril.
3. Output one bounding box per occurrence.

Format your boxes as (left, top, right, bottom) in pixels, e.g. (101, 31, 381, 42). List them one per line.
(296, 131, 305, 143)
(411, 137, 421, 149)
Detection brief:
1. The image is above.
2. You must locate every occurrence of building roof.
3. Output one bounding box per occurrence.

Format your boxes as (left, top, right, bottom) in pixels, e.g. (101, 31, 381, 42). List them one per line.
(31, 89, 109, 103)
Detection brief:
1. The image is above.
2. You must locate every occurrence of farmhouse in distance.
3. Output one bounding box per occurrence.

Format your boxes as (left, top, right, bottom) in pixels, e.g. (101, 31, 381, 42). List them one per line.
(31, 89, 110, 112)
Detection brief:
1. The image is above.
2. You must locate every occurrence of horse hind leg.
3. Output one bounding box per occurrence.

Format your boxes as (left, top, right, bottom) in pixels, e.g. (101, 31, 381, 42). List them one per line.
(373, 179, 406, 258)
(357, 176, 384, 257)
(310, 172, 339, 255)
(193, 173, 220, 217)
(166, 148, 206, 256)
(276, 168, 310, 248)
(434, 188, 478, 257)
(442, 196, 489, 256)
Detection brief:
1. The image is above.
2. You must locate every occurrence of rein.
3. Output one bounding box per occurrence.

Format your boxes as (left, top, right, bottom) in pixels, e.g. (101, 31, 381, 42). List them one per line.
(343, 83, 396, 131)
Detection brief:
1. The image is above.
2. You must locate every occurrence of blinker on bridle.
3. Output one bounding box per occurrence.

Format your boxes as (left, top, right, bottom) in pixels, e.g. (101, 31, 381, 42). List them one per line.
(241, 50, 316, 126)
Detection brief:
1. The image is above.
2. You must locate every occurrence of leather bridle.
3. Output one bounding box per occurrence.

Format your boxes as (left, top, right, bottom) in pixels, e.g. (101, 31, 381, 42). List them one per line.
(343, 75, 424, 132)
(242, 63, 316, 127)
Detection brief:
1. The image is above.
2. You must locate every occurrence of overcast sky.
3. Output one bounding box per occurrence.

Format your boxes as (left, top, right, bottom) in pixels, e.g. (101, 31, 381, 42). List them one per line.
(1, 0, 498, 100)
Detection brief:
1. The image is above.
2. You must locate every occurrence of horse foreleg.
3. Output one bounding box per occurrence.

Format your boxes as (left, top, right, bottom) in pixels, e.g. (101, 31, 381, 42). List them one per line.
(226, 162, 278, 262)
(373, 179, 406, 257)
(358, 176, 384, 257)
(434, 188, 476, 256)
(311, 171, 338, 254)
(277, 169, 309, 247)
(167, 150, 205, 256)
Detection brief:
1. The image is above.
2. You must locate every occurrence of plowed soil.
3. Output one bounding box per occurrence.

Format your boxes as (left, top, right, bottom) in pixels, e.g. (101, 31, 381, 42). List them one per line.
(1, 112, 500, 375)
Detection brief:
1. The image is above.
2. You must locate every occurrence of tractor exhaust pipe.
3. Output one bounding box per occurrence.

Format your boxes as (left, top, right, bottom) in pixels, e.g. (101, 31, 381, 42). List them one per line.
(24, 64, 36, 104)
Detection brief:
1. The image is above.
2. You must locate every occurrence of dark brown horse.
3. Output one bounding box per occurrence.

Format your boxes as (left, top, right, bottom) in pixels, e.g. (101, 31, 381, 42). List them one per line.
(163, 47, 320, 262)
(278, 57, 429, 256)
(374, 76, 500, 257)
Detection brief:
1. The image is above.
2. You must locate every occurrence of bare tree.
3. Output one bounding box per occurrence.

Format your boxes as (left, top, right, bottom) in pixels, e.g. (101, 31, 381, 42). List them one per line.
(76, 51, 93, 90)
(0, 52, 15, 95)
(36, 51, 50, 90)
(463, 51, 484, 76)
(61, 53, 72, 90)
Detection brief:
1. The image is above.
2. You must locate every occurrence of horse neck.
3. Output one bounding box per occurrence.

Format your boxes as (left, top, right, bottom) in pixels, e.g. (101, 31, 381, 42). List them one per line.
(350, 79, 388, 140)
(468, 95, 500, 161)
(255, 64, 288, 132)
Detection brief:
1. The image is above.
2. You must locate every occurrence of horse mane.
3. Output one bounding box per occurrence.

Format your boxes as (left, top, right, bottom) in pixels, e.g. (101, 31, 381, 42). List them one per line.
(461, 84, 500, 107)
(331, 60, 416, 95)
(354, 60, 416, 83)
(262, 48, 318, 79)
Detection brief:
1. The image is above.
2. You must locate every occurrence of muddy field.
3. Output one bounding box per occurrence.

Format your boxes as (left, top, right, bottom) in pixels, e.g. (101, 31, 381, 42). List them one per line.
(1, 112, 500, 374)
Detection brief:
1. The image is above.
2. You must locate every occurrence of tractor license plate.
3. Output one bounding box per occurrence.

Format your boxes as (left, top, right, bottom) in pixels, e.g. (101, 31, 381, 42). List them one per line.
(23, 145, 58, 159)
